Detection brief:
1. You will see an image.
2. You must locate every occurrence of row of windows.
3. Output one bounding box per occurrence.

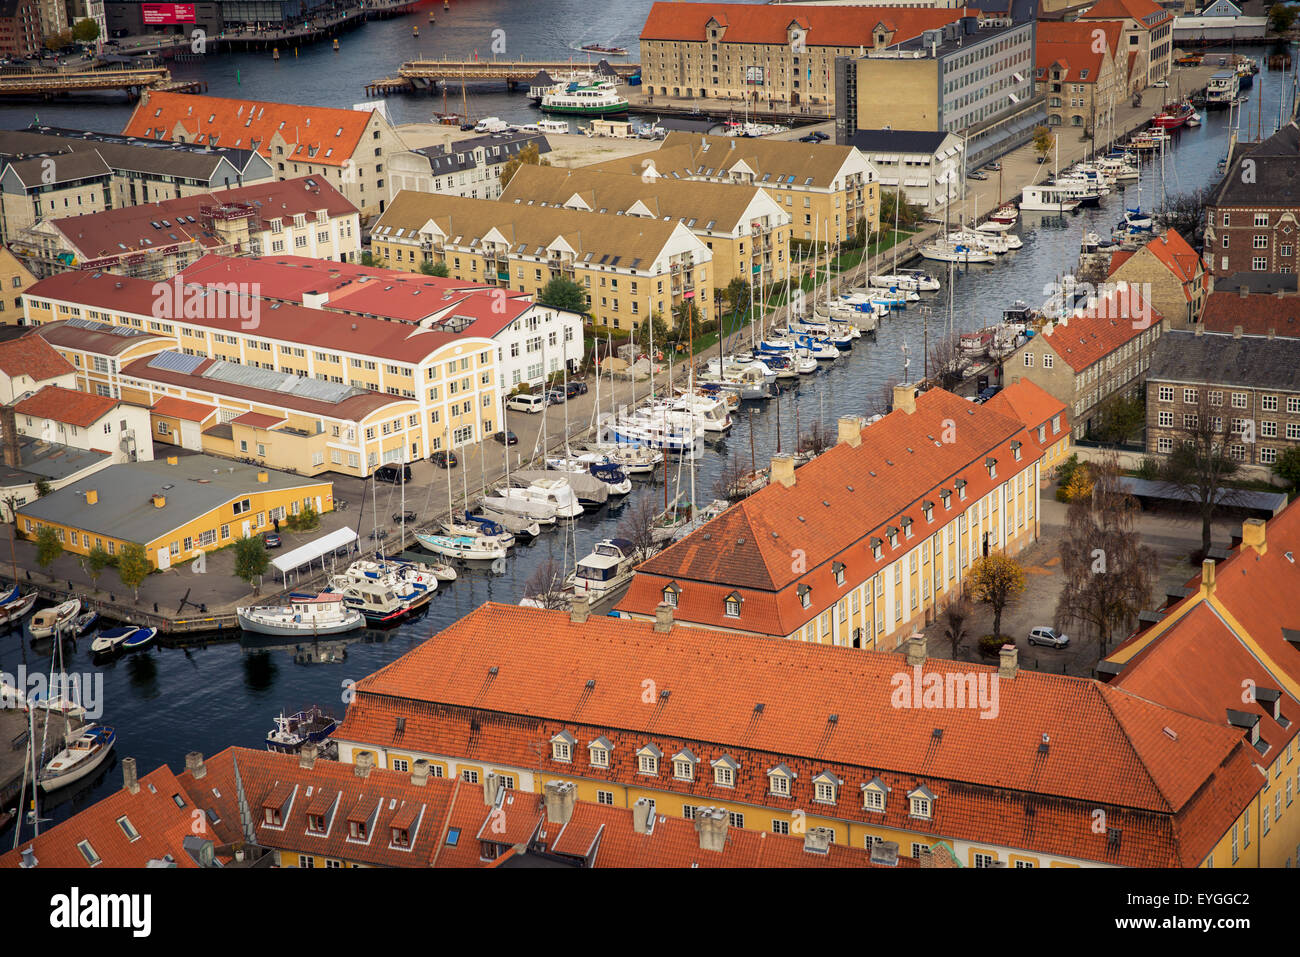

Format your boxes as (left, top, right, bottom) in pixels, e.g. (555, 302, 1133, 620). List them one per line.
(1158, 386, 1298, 412)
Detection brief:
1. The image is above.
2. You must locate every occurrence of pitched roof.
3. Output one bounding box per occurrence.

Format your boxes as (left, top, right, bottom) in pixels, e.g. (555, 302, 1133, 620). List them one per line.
(35, 318, 170, 358)
(150, 396, 217, 422)
(0, 334, 75, 382)
(1146, 329, 1300, 390)
(846, 129, 954, 155)
(122, 91, 379, 168)
(639, 3, 975, 46)
(14, 384, 119, 428)
(1200, 290, 1300, 337)
(1210, 121, 1300, 207)
(1110, 230, 1205, 302)
(335, 602, 1261, 867)
(1038, 283, 1161, 372)
(1077, 0, 1174, 28)
(982, 379, 1069, 448)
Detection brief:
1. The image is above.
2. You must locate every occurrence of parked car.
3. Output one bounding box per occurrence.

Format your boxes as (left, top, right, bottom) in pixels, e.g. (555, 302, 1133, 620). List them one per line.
(1036, 155, 1049, 164)
(967, 170, 988, 181)
(546, 388, 566, 405)
(811, 131, 829, 141)
(374, 464, 412, 484)
(565, 380, 588, 399)
(1027, 626, 1069, 648)
(263, 532, 281, 549)
(975, 386, 1001, 403)
(430, 450, 458, 469)
(506, 393, 546, 414)
(493, 430, 519, 445)
(799, 134, 820, 143)
(392, 510, 416, 525)
(985, 161, 1001, 172)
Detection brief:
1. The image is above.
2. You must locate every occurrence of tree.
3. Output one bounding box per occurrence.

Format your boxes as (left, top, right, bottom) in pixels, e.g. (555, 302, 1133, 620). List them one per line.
(1153, 193, 1212, 249)
(1091, 391, 1145, 447)
(116, 543, 151, 601)
(639, 310, 675, 354)
(1032, 125, 1055, 160)
(233, 534, 269, 595)
(1062, 466, 1095, 502)
(878, 188, 922, 230)
(85, 545, 111, 592)
(616, 494, 668, 564)
(1055, 455, 1157, 654)
(360, 251, 378, 267)
(44, 29, 72, 52)
(967, 553, 1027, 640)
(1155, 392, 1242, 558)
(34, 478, 52, 498)
(499, 142, 551, 188)
(1269, 2, 1297, 34)
(724, 276, 751, 315)
(522, 557, 571, 610)
(942, 592, 972, 659)
(34, 525, 61, 571)
(419, 258, 449, 277)
(927, 331, 963, 389)
(798, 419, 833, 457)
(1272, 445, 1300, 489)
(538, 276, 588, 315)
(71, 18, 100, 43)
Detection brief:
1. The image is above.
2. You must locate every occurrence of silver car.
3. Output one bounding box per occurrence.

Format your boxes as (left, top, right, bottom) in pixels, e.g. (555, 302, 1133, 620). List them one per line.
(1028, 626, 1069, 648)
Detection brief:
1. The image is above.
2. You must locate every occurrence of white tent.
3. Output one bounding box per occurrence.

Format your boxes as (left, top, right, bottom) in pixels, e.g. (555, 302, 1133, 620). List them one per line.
(271, 526, 358, 582)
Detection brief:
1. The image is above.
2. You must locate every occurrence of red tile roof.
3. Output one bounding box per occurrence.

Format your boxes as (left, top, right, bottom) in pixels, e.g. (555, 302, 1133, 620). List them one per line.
(15, 384, 119, 428)
(0, 334, 75, 382)
(335, 602, 1261, 866)
(640, 3, 975, 46)
(52, 177, 356, 263)
(620, 388, 1037, 633)
(1035, 23, 1120, 83)
(123, 91, 377, 168)
(982, 380, 1069, 453)
(1038, 283, 1161, 372)
(151, 396, 216, 422)
(1078, 0, 1174, 28)
(36, 319, 171, 358)
(1200, 291, 1300, 337)
(0, 764, 203, 869)
(1111, 230, 1207, 303)
(231, 411, 287, 429)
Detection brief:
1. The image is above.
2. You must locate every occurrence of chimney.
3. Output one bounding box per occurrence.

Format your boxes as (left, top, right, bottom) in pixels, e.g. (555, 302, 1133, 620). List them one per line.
(1201, 557, 1216, 596)
(299, 742, 317, 769)
(166, 455, 178, 465)
(482, 770, 499, 806)
(1268, 328, 1275, 340)
(653, 602, 674, 633)
(893, 383, 917, 414)
(771, 453, 795, 487)
(1238, 285, 1249, 299)
(151, 494, 166, 508)
(411, 758, 431, 787)
(1242, 518, 1266, 556)
(86, 489, 98, 505)
(354, 751, 374, 778)
(804, 826, 834, 855)
(543, 780, 576, 825)
(870, 839, 901, 866)
(569, 593, 590, 624)
(905, 632, 927, 666)
(1194, 323, 1204, 337)
(632, 797, 655, 834)
(0, 405, 20, 469)
(185, 751, 207, 779)
(695, 806, 729, 852)
(257, 471, 269, 483)
(998, 644, 1019, 678)
(837, 416, 862, 447)
(1233, 325, 1243, 339)
(123, 756, 139, 794)
(18, 846, 37, 868)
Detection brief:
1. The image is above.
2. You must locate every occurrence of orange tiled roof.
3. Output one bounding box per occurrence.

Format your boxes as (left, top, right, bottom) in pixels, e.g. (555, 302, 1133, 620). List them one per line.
(123, 92, 377, 168)
(1035, 22, 1121, 84)
(640, 3, 975, 46)
(231, 411, 287, 429)
(0, 334, 75, 383)
(151, 396, 216, 422)
(15, 384, 118, 428)
(1200, 291, 1300, 338)
(335, 602, 1260, 866)
(621, 388, 1036, 632)
(0, 764, 202, 868)
(982, 380, 1069, 453)
(1039, 284, 1162, 372)
(1078, 0, 1174, 28)
(1111, 230, 1206, 302)
(1039, 20, 1122, 58)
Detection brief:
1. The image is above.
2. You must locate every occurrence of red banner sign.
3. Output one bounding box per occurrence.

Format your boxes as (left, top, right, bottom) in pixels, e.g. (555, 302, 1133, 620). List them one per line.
(142, 3, 196, 24)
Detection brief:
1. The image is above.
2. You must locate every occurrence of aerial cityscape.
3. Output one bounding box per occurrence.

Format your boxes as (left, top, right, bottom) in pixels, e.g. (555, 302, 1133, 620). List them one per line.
(0, 0, 1294, 917)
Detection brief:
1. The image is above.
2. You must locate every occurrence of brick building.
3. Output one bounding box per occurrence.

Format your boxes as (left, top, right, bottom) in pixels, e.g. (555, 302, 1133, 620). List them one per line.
(1077, 0, 1174, 93)
(1035, 21, 1123, 133)
(0, 0, 40, 59)
(1204, 120, 1300, 277)
(1108, 230, 1210, 328)
(1200, 285, 1300, 338)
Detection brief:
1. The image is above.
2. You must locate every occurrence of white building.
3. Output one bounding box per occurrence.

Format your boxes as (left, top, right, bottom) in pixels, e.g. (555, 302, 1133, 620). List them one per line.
(13, 385, 152, 463)
(844, 129, 966, 211)
(387, 133, 553, 204)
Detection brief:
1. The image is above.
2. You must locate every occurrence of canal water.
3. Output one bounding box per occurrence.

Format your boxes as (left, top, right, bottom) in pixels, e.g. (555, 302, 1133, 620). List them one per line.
(1, 18, 1297, 835)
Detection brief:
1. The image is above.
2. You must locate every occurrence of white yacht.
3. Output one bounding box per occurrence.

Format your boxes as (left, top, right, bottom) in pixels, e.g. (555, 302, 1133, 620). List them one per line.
(919, 240, 997, 263)
(237, 592, 364, 636)
(567, 538, 638, 599)
(480, 492, 558, 523)
(499, 478, 584, 518)
(1019, 184, 1080, 212)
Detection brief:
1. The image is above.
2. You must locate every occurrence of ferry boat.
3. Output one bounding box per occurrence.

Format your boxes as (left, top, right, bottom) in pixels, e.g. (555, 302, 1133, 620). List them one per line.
(265, 706, 338, 754)
(541, 80, 630, 116)
(1019, 185, 1080, 213)
(581, 42, 628, 55)
(39, 724, 116, 792)
(1205, 71, 1239, 108)
(566, 538, 638, 599)
(237, 591, 364, 636)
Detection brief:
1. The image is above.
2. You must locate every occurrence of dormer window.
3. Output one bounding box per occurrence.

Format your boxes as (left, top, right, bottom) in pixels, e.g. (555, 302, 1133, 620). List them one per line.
(955, 479, 968, 501)
(551, 730, 576, 763)
(724, 591, 743, 617)
(833, 561, 846, 586)
(901, 516, 914, 539)
(798, 583, 811, 608)
(263, 806, 283, 826)
(1037, 425, 1046, 443)
(767, 763, 795, 797)
(985, 457, 998, 479)
(673, 749, 698, 781)
(908, 785, 936, 819)
(870, 537, 883, 560)
(589, 736, 613, 769)
(308, 814, 326, 833)
(1051, 415, 1061, 434)
(861, 777, 888, 812)
(887, 526, 899, 548)
(349, 819, 367, 840)
(637, 743, 662, 775)
(391, 827, 410, 848)
(662, 582, 679, 607)
(1011, 441, 1022, 461)
(940, 488, 952, 509)
(813, 771, 842, 805)
(712, 755, 739, 788)
(922, 500, 935, 522)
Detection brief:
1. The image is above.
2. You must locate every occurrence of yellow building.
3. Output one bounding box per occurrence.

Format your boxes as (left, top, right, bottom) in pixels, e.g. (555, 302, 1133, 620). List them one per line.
(371, 191, 714, 333)
(586, 132, 878, 244)
(17, 454, 332, 570)
(500, 164, 792, 296)
(0, 246, 36, 325)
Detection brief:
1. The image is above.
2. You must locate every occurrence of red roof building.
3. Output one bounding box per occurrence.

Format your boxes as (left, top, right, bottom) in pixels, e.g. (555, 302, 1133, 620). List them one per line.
(1077, 0, 1174, 92)
(14, 384, 121, 429)
(982, 379, 1071, 471)
(1108, 229, 1210, 327)
(0, 334, 75, 404)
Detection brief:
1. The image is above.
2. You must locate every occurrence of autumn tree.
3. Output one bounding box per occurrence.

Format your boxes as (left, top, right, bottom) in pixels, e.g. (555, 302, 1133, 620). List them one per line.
(1155, 391, 1242, 558)
(1055, 456, 1157, 654)
(1032, 125, 1055, 160)
(116, 543, 151, 601)
(499, 142, 552, 188)
(522, 557, 571, 610)
(616, 494, 669, 563)
(967, 553, 1027, 640)
(942, 591, 972, 659)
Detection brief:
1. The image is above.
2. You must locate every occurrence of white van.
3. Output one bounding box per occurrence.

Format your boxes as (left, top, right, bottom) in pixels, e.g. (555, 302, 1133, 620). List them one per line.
(506, 393, 546, 414)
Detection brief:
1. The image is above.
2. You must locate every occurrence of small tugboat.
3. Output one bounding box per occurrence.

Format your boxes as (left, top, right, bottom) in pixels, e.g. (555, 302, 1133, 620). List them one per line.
(265, 706, 338, 754)
(237, 591, 364, 636)
(29, 599, 80, 640)
(39, 724, 116, 792)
